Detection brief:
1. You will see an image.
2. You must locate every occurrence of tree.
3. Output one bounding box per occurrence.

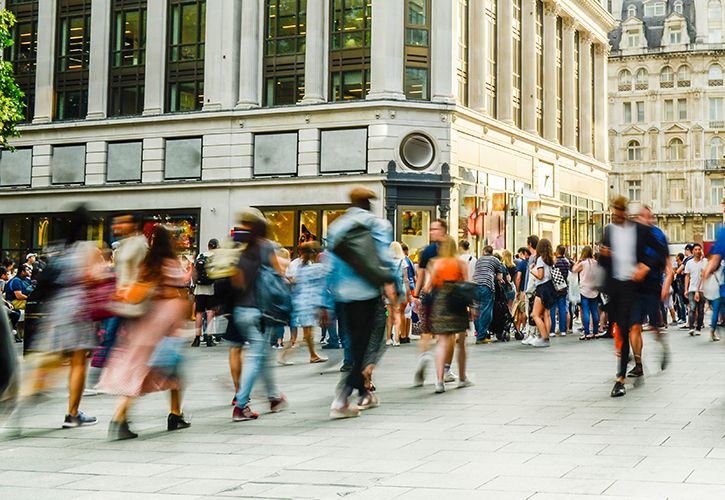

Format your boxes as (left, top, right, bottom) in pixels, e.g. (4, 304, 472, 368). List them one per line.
(0, 10, 25, 150)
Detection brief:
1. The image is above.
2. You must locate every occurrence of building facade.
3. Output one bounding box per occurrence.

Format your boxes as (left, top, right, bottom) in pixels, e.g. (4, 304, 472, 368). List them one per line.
(0, 0, 613, 262)
(608, 0, 725, 248)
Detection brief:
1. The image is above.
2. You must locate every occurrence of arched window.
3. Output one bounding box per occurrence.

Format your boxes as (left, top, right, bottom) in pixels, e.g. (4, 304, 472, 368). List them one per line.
(627, 4, 637, 18)
(669, 137, 685, 160)
(627, 140, 641, 161)
(709, 64, 724, 85)
(677, 65, 690, 86)
(619, 69, 633, 90)
(660, 66, 674, 87)
(710, 0, 723, 42)
(674, 0, 684, 14)
(710, 137, 724, 160)
(635, 68, 648, 89)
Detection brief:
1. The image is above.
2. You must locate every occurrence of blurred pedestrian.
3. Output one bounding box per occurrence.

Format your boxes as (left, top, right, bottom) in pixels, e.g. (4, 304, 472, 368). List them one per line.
(386, 241, 410, 347)
(572, 246, 601, 340)
(191, 239, 219, 347)
(529, 238, 556, 348)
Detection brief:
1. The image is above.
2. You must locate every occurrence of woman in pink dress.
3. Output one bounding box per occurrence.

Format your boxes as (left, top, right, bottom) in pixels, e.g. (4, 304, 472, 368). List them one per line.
(99, 225, 191, 440)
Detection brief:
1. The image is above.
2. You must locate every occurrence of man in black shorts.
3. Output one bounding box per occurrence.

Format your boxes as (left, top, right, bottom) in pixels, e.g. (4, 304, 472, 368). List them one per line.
(192, 239, 219, 347)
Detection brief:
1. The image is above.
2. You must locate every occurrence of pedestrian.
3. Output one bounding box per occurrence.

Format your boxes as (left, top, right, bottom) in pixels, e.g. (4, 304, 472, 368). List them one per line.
(423, 236, 473, 393)
(100, 225, 192, 439)
(230, 209, 288, 422)
(324, 188, 397, 418)
(549, 245, 571, 337)
(521, 235, 540, 344)
(684, 243, 707, 337)
(572, 246, 601, 340)
(191, 239, 219, 347)
(702, 257, 722, 342)
(513, 247, 530, 332)
(4, 264, 32, 311)
(399, 243, 416, 344)
(501, 249, 518, 309)
(458, 240, 477, 280)
(529, 238, 557, 348)
(472, 245, 503, 344)
(386, 242, 410, 347)
(599, 196, 657, 398)
(673, 253, 687, 325)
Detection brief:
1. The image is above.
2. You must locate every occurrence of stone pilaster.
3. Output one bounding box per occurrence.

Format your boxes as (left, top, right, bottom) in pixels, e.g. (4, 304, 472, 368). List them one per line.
(203, 0, 242, 110)
(561, 17, 577, 150)
(87, 0, 112, 119)
(302, 0, 327, 103)
(237, 0, 262, 108)
(143, 0, 168, 115)
(542, 1, 559, 142)
(521, 0, 537, 133)
(496, 0, 514, 124)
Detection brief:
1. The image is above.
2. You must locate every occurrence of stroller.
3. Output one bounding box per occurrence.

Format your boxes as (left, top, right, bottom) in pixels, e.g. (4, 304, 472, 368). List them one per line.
(489, 280, 522, 342)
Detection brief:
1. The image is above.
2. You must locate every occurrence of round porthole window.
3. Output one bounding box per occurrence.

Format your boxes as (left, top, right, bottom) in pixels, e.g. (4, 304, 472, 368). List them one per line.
(399, 133, 435, 171)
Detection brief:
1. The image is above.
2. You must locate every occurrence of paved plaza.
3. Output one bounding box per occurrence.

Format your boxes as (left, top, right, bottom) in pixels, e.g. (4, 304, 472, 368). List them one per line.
(2, 326, 725, 499)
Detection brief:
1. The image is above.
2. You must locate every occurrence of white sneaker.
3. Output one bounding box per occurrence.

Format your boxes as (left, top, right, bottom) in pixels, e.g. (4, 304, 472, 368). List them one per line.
(444, 371, 457, 383)
(521, 334, 534, 345)
(531, 337, 550, 348)
(560, 331, 567, 337)
(386, 339, 393, 346)
(434, 381, 446, 393)
(413, 354, 430, 387)
(457, 379, 474, 389)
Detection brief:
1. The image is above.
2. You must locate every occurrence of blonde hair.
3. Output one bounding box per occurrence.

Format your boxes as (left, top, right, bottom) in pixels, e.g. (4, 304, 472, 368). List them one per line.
(502, 249, 514, 268)
(390, 241, 405, 260)
(437, 236, 458, 259)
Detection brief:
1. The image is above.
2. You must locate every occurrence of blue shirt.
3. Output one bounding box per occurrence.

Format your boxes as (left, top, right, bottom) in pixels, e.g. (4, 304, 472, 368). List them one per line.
(323, 207, 395, 306)
(515, 259, 528, 292)
(711, 227, 725, 295)
(5, 276, 31, 302)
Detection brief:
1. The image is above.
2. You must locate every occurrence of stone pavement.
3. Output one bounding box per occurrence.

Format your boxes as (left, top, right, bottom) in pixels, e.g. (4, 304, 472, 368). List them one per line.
(2, 325, 725, 499)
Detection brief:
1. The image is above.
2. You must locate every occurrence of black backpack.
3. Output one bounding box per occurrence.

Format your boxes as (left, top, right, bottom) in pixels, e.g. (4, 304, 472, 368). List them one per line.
(194, 254, 214, 286)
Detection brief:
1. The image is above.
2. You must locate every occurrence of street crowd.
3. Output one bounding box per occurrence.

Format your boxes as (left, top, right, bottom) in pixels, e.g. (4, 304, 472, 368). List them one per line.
(1, 189, 724, 440)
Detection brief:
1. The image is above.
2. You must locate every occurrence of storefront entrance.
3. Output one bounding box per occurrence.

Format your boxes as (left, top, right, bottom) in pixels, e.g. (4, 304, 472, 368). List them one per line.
(260, 206, 348, 253)
(397, 206, 434, 255)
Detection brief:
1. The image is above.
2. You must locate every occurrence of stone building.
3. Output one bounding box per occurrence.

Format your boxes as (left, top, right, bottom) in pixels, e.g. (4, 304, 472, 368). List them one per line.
(0, 0, 613, 261)
(608, 0, 725, 248)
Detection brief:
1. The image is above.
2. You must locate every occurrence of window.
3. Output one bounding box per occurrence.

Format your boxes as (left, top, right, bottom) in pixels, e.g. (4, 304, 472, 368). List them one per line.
(320, 128, 367, 173)
(556, 16, 562, 143)
(254, 132, 298, 176)
(635, 68, 648, 89)
(709, 64, 724, 86)
(627, 179, 642, 201)
(706, 222, 724, 241)
(710, 97, 724, 123)
(644, 1, 665, 16)
(109, 0, 147, 117)
(5, 0, 38, 122)
(626, 29, 640, 47)
(711, 178, 725, 205)
(404, 0, 430, 100)
(627, 5, 637, 18)
(623, 101, 632, 123)
(669, 27, 682, 44)
(678, 98, 687, 120)
(106, 141, 142, 182)
(674, 1, 683, 14)
(636, 101, 645, 122)
(51, 145, 86, 184)
(484, 0, 496, 116)
(0, 148, 32, 186)
(512, 0, 522, 127)
(456, 0, 468, 105)
(627, 140, 641, 161)
(669, 222, 683, 243)
(166, 0, 206, 112)
(330, 0, 372, 101)
(676, 65, 690, 87)
(55, 0, 91, 121)
(669, 178, 685, 201)
(668, 138, 685, 160)
(664, 99, 674, 121)
(660, 66, 673, 88)
(618, 69, 632, 91)
(264, 0, 306, 106)
(654, 2, 666, 15)
(165, 138, 202, 179)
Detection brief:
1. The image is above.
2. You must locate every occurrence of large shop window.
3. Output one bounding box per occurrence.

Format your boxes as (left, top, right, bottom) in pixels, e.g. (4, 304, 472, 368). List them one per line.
(404, 0, 430, 100)
(330, 0, 371, 101)
(51, 145, 86, 185)
(254, 132, 298, 176)
(107, 141, 142, 182)
(55, 0, 91, 121)
(0, 148, 32, 187)
(6, 0, 38, 122)
(320, 128, 367, 173)
(164, 138, 202, 179)
(166, 0, 205, 112)
(109, 0, 147, 117)
(264, 0, 306, 106)
(262, 207, 347, 251)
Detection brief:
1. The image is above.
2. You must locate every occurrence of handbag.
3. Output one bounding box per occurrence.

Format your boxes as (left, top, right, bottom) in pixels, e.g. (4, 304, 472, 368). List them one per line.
(332, 224, 393, 287)
(109, 281, 155, 318)
(446, 281, 478, 311)
(552, 267, 567, 292)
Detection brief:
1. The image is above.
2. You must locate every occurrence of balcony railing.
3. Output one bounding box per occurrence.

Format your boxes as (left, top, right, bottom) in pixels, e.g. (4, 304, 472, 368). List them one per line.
(710, 121, 725, 129)
(705, 159, 725, 170)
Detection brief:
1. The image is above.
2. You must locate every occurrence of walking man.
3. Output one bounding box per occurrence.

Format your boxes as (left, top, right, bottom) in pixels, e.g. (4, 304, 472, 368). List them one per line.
(192, 239, 219, 347)
(684, 243, 707, 336)
(473, 246, 503, 343)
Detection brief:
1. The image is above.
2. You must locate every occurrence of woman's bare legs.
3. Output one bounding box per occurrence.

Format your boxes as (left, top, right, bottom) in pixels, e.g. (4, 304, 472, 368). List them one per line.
(456, 333, 467, 381)
(68, 350, 88, 416)
(280, 327, 298, 362)
(229, 347, 242, 393)
(170, 389, 182, 415)
(435, 335, 455, 382)
(533, 298, 550, 340)
(386, 305, 394, 343)
(112, 396, 133, 422)
(304, 326, 323, 361)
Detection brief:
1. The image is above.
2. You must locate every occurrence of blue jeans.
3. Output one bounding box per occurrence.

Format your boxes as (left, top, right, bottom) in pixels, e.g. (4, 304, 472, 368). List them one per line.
(269, 324, 284, 346)
(710, 299, 721, 331)
(580, 296, 600, 336)
(234, 307, 280, 409)
(322, 313, 342, 348)
(335, 302, 352, 365)
(475, 286, 494, 340)
(549, 294, 568, 333)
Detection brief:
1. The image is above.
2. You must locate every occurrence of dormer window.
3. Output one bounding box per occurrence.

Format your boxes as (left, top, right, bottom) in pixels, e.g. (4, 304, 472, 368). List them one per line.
(644, 1, 665, 17)
(669, 27, 682, 44)
(627, 29, 641, 47)
(627, 4, 637, 18)
(674, 1, 684, 14)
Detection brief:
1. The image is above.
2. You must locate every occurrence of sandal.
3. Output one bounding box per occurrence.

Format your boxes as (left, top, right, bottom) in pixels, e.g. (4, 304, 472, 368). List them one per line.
(579, 335, 588, 341)
(310, 357, 328, 364)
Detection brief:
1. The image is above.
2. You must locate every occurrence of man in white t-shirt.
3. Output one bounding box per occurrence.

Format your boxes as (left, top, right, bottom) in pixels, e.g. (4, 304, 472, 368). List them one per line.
(684, 243, 707, 336)
(458, 240, 476, 280)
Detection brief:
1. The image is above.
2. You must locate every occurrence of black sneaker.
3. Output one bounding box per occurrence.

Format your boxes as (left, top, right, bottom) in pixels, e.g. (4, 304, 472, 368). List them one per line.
(205, 335, 216, 347)
(610, 381, 626, 398)
(167, 413, 191, 431)
(661, 349, 670, 370)
(627, 365, 644, 378)
(190, 336, 201, 347)
(62, 411, 98, 428)
(340, 363, 352, 372)
(108, 420, 138, 441)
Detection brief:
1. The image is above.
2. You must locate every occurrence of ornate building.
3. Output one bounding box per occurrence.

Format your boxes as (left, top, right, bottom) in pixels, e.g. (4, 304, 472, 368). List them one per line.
(0, 0, 613, 261)
(608, 0, 725, 247)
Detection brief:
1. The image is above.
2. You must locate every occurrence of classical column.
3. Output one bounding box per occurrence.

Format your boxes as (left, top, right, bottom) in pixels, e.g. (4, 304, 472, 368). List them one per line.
(594, 43, 608, 162)
(561, 18, 576, 150)
(521, 0, 537, 133)
(431, 0, 455, 103)
(33, 0, 57, 124)
(496, 0, 514, 124)
(469, 0, 487, 112)
(237, 0, 262, 108)
(87, 0, 112, 119)
(368, 0, 405, 100)
(143, 0, 168, 115)
(302, 0, 326, 103)
(203, 0, 241, 110)
(579, 34, 593, 156)
(542, 1, 558, 142)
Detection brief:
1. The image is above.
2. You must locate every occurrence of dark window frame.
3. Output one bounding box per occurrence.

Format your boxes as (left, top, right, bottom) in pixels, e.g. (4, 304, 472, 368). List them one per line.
(264, 0, 306, 107)
(54, 0, 92, 121)
(109, 0, 147, 117)
(166, 0, 206, 113)
(6, 0, 39, 122)
(404, 0, 430, 101)
(329, 0, 372, 101)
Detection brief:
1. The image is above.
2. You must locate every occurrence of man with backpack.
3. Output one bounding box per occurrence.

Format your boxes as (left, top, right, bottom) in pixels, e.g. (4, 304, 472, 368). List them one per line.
(192, 239, 219, 347)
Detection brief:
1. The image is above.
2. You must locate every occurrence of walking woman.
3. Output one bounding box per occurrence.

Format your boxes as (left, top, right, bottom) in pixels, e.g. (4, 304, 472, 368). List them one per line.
(423, 236, 473, 393)
(502, 249, 517, 310)
(529, 238, 556, 348)
(386, 242, 411, 346)
(572, 246, 601, 340)
(282, 242, 327, 364)
(100, 225, 191, 440)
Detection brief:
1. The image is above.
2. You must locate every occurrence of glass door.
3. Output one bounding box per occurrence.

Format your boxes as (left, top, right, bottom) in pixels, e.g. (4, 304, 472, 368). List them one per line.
(398, 206, 433, 254)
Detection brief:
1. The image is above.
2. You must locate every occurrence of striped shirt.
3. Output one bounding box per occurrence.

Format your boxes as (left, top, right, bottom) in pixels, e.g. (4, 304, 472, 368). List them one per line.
(473, 255, 503, 290)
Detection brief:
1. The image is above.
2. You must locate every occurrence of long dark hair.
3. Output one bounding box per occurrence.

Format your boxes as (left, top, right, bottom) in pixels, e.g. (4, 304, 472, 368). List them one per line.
(536, 238, 554, 267)
(141, 225, 175, 279)
(580, 245, 593, 260)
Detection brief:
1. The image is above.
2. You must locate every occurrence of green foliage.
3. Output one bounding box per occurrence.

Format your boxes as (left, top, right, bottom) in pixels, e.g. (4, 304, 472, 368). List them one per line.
(0, 10, 25, 150)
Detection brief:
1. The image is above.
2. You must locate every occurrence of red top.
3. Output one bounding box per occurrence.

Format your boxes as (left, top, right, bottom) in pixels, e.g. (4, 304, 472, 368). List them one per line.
(432, 258, 464, 288)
